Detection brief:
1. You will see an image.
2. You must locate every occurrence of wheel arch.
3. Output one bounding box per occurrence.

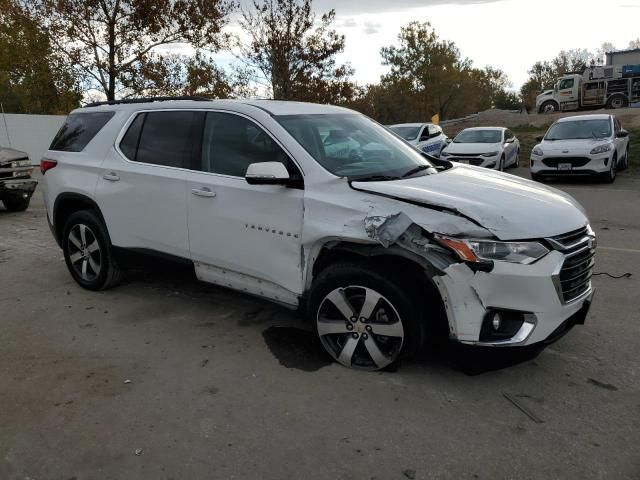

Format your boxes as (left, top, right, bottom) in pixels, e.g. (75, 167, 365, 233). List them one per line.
(306, 240, 451, 339)
(53, 193, 108, 247)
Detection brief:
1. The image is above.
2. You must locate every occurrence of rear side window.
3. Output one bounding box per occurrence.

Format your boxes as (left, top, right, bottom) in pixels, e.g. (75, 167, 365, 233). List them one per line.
(50, 112, 115, 152)
(120, 111, 201, 168)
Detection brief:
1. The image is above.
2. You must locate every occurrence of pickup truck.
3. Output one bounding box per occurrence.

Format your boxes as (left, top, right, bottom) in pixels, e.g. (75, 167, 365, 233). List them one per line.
(0, 147, 38, 211)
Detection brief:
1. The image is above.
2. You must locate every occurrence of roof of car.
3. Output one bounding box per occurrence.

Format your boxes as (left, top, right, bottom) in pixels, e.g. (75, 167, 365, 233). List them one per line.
(556, 114, 611, 123)
(75, 99, 353, 116)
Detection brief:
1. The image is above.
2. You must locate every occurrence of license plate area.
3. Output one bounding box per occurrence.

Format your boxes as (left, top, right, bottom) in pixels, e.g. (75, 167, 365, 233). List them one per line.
(557, 163, 572, 170)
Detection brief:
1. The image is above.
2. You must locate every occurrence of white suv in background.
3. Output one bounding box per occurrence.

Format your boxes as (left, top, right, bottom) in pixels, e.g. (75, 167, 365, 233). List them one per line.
(388, 122, 448, 157)
(42, 98, 595, 371)
(530, 114, 630, 183)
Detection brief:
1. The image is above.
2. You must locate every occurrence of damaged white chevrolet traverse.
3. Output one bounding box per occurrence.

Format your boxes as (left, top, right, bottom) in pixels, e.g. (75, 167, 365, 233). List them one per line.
(42, 98, 595, 370)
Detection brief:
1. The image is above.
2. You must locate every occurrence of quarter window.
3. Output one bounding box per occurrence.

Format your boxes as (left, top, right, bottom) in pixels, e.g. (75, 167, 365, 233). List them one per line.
(50, 112, 115, 152)
(200, 112, 299, 178)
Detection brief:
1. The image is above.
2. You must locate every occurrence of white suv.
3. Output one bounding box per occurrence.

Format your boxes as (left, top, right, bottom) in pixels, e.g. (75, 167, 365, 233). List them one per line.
(42, 98, 596, 371)
(530, 114, 630, 183)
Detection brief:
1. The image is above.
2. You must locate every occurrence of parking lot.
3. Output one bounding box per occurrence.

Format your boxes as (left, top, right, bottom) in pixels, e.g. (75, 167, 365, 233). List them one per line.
(1, 168, 639, 479)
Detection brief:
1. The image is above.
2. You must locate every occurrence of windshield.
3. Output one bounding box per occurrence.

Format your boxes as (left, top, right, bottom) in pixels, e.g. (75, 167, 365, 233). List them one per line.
(545, 119, 611, 140)
(388, 126, 421, 141)
(453, 129, 502, 144)
(276, 114, 435, 180)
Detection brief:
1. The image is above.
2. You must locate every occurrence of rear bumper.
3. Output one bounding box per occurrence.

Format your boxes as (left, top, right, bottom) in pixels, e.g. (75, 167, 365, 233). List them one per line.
(0, 178, 38, 197)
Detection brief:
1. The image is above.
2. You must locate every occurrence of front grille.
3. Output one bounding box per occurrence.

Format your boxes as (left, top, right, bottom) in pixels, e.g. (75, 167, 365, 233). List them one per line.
(552, 226, 589, 248)
(559, 246, 595, 302)
(542, 157, 591, 167)
(450, 157, 484, 166)
(0, 163, 11, 179)
(550, 227, 595, 303)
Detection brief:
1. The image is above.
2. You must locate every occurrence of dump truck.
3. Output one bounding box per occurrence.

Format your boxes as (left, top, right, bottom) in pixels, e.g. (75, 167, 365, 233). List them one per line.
(536, 64, 640, 113)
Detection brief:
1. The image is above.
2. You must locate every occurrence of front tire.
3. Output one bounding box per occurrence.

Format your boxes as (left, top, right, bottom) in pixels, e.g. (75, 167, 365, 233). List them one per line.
(2, 196, 30, 212)
(62, 210, 123, 290)
(498, 155, 505, 171)
(308, 263, 423, 371)
(601, 156, 617, 184)
(539, 101, 558, 114)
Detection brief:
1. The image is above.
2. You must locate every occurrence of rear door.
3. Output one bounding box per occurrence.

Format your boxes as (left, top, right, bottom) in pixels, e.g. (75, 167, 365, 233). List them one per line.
(96, 110, 202, 258)
(185, 111, 305, 299)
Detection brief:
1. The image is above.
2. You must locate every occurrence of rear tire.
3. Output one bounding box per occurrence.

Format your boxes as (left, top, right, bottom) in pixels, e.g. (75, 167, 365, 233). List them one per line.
(62, 210, 123, 290)
(606, 95, 629, 109)
(2, 196, 30, 212)
(307, 262, 424, 371)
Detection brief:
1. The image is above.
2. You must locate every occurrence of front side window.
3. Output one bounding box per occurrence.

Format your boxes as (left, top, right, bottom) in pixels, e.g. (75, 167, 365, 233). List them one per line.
(121, 111, 200, 168)
(559, 79, 575, 90)
(545, 119, 612, 140)
(453, 129, 502, 144)
(277, 114, 435, 180)
(200, 112, 298, 178)
(50, 112, 115, 152)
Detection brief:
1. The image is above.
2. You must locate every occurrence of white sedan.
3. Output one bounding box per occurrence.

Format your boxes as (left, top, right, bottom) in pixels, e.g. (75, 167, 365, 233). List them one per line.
(530, 114, 630, 184)
(388, 123, 449, 157)
(440, 127, 520, 170)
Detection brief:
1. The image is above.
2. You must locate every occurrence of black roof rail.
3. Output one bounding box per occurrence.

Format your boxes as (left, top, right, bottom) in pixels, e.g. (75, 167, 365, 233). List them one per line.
(83, 96, 213, 108)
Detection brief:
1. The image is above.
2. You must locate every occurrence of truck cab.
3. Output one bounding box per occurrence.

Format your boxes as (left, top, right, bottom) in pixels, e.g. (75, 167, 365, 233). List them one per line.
(536, 74, 582, 113)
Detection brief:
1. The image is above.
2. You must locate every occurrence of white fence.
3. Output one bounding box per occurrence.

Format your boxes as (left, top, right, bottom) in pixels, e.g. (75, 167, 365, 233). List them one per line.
(0, 113, 66, 165)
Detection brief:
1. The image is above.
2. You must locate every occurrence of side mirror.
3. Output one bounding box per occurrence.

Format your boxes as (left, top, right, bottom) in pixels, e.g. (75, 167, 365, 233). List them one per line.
(505, 137, 515, 143)
(446, 138, 452, 144)
(617, 129, 629, 138)
(245, 162, 290, 186)
(536, 135, 544, 142)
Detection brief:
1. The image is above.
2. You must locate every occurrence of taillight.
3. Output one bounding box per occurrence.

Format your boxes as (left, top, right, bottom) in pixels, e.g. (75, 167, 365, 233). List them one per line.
(40, 159, 58, 175)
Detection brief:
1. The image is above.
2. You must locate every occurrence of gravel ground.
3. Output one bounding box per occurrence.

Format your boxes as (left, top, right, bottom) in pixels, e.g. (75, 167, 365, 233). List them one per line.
(1, 170, 639, 480)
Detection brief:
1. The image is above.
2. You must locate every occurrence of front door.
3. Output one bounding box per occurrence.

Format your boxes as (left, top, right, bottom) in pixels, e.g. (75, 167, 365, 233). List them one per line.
(186, 111, 305, 302)
(558, 77, 579, 110)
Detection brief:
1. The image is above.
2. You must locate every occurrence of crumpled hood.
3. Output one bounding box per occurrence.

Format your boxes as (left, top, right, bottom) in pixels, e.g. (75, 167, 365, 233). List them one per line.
(443, 142, 502, 155)
(540, 138, 612, 155)
(0, 147, 29, 165)
(352, 165, 588, 240)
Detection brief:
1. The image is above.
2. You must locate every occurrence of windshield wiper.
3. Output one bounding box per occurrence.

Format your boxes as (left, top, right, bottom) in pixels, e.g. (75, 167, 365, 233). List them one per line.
(401, 164, 431, 178)
(351, 174, 401, 182)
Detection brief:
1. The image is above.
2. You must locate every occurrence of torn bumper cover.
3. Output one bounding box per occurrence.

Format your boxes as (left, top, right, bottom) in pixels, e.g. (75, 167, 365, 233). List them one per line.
(365, 212, 593, 347)
(0, 178, 38, 197)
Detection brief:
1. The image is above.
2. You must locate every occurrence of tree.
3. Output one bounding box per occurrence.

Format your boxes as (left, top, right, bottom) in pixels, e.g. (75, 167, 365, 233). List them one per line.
(238, 0, 355, 102)
(0, 0, 80, 113)
(25, 0, 235, 101)
(629, 38, 640, 49)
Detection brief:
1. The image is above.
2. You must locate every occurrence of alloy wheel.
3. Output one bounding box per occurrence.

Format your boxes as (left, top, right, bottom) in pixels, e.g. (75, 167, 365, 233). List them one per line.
(316, 286, 404, 370)
(67, 223, 102, 281)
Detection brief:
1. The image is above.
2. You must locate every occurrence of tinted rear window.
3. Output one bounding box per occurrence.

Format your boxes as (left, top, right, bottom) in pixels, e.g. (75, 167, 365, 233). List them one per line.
(133, 111, 200, 168)
(50, 112, 115, 152)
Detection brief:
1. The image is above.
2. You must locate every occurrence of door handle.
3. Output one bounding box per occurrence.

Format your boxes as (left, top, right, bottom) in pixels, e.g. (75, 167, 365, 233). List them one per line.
(103, 172, 120, 182)
(191, 187, 216, 198)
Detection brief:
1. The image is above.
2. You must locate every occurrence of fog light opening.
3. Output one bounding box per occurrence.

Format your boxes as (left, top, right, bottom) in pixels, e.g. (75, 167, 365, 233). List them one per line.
(492, 312, 502, 331)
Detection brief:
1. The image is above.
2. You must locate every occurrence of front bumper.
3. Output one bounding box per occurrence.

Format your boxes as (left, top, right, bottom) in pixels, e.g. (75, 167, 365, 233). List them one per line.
(432, 249, 593, 347)
(445, 156, 499, 168)
(0, 178, 38, 197)
(530, 154, 612, 176)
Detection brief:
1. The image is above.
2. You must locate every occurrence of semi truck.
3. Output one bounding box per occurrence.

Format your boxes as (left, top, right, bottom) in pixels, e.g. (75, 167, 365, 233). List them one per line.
(536, 64, 640, 113)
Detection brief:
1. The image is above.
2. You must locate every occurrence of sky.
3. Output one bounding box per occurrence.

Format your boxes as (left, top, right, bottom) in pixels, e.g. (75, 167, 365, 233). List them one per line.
(221, 0, 640, 92)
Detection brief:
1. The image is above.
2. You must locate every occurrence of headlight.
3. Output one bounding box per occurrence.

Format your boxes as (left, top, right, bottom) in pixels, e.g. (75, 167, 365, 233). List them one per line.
(532, 147, 543, 156)
(590, 143, 612, 155)
(440, 151, 450, 157)
(481, 151, 499, 157)
(11, 160, 31, 168)
(434, 235, 549, 264)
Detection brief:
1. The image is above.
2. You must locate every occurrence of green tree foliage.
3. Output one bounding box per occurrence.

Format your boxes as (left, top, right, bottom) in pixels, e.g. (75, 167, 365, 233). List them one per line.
(238, 0, 356, 103)
(0, 0, 81, 114)
(348, 22, 515, 123)
(26, 0, 237, 101)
